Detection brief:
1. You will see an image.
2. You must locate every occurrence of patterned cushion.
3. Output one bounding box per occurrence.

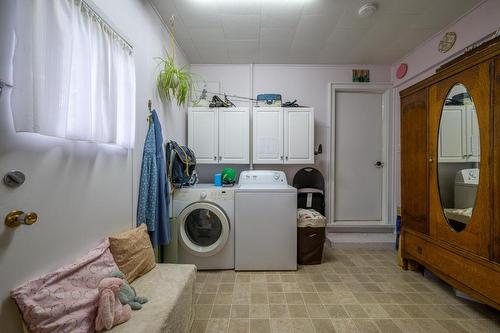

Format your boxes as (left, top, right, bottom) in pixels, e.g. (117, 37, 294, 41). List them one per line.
(11, 239, 117, 333)
(109, 224, 156, 283)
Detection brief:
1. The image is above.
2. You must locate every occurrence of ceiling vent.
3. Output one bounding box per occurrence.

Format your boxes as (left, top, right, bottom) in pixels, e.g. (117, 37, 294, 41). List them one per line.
(358, 3, 378, 18)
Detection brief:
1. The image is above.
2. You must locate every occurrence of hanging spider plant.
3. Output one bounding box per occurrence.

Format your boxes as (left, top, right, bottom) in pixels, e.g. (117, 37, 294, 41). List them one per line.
(156, 53, 193, 106)
(156, 15, 195, 107)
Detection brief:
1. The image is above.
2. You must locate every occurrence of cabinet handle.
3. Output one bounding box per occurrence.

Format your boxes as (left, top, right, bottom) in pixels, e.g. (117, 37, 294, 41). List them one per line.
(219, 156, 222, 161)
(214, 156, 217, 161)
(285, 156, 289, 161)
(280, 156, 283, 161)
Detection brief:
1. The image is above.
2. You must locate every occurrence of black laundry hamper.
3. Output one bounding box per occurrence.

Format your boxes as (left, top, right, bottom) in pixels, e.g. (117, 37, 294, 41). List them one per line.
(293, 168, 327, 265)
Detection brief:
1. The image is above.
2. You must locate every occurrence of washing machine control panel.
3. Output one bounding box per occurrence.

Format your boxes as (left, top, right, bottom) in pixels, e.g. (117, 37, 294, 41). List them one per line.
(239, 170, 288, 185)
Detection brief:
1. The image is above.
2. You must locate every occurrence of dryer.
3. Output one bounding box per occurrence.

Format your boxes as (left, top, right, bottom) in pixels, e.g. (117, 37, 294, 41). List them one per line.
(235, 170, 297, 271)
(173, 184, 235, 270)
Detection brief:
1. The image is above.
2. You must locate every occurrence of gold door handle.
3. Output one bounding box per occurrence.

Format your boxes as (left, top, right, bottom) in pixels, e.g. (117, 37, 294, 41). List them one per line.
(5, 210, 38, 228)
(429, 157, 434, 163)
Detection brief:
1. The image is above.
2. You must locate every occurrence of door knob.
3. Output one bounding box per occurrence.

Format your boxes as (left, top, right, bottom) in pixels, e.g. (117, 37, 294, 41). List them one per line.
(4, 210, 38, 228)
(374, 161, 384, 168)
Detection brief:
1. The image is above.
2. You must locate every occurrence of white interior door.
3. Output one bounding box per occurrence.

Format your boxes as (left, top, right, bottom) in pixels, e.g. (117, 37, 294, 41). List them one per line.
(252, 107, 283, 164)
(334, 91, 383, 223)
(284, 108, 314, 164)
(219, 107, 249, 164)
(188, 107, 218, 164)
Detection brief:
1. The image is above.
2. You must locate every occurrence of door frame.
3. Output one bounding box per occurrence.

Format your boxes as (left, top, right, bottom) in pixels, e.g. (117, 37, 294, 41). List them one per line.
(329, 83, 394, 227)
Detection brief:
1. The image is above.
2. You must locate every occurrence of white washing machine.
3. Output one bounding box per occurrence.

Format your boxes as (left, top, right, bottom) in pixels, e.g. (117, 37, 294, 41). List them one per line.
(235, 170, 297, 271)
(455, 168, 479, 208)
(173, 184, 235, 270)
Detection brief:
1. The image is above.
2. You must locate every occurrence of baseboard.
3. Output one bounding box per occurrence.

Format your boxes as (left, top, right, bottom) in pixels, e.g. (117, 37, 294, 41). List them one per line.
(327, 224, 395, 233)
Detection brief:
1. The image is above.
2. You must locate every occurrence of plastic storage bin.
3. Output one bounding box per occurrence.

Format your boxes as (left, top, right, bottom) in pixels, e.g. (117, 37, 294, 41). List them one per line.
(297, 209, 326, 265)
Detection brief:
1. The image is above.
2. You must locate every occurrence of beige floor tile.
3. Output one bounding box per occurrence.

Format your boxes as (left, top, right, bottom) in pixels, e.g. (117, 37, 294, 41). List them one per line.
(343, 304, 369, 318)
(191, 319, 208, 333)
(373, 319, 403, 333)
(249, 319, 271, 333)
(290, 318, 315, 333)
(306, 304, 329, 318)
(251, 293, 268, 304)
(282, 282, 300, 293)
(268, 293, 286, 304)
(267, 283, 284, 293)
(353, 319, 380, 332)
(331, 318, 359, 333)
(302, 293, 321, 304)
(415, 319, 448, 333)
(280, 274, 297, 283)
(195, 304, 213, 319)
(233, 292, 250, 305)
(285, 293, 304, 304)
(325, 304, 350, 319)
(231, 305, 250, 318)
(214, 293, 234, 304)
(197, 293, 216, 304)
(288, 304, 309, 318)
(250, 304, 270, 318)
(311, 319, 336, 333)
(458, 319, 500, 333)
(211, 305, 231, 318)
(266, 275, 281, 283)
(380, 304, 409, 318)
(203, 283, 220, 293)
(362, 303, 390, 318)
(270, 304, 289, 318)
(435, 319, 469, 333)
(228, 319, 249, 333)
(392, 318, 426, 333)
(237, 274, 251, 283)
(251, 283, 268, 293)
(270, 318, 293, 333)
(400, 304, 429, 318)
(298, 283, 315, 292)
(219, 283, 235, 293)
(353, 292, 376, 304)
(206, 318, 229, 333)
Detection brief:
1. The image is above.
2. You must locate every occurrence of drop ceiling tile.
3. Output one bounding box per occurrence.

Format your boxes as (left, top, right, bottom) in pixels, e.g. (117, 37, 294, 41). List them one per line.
(221, 15, 260, 40)
(215, 0, 262, 15)
(302, 0, 347, 15)
(260, 28, 295, 44)
(189, 28, 225, 44)
(226, 40, 260, 58)
(294, 15, 339, 41)
(173, 0, 221, 28)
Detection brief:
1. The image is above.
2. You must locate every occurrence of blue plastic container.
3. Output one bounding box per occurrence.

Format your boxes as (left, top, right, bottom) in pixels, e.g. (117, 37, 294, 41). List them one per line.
(214, 173, 222, 187)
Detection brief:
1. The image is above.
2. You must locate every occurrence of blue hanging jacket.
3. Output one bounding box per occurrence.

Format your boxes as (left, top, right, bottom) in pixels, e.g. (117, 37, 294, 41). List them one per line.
(137, 110, 170, 246)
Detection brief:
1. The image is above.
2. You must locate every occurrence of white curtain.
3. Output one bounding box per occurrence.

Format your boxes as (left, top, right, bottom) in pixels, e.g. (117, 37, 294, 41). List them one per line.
(12, 0, 135, 148)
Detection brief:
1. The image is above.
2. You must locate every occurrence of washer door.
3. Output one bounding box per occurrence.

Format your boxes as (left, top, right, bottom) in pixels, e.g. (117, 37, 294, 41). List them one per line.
(178, 202, 230, 257)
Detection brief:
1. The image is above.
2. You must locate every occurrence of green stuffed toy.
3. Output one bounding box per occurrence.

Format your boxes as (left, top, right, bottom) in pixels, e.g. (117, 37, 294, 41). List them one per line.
(110, 270, 148, 310)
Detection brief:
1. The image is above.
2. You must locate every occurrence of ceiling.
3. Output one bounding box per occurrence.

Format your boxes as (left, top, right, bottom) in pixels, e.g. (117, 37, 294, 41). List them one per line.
(151, 0, 481, 64)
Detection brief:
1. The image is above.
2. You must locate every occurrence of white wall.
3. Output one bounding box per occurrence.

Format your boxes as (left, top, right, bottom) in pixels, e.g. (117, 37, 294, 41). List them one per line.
(391, 0, 500, 207)
(190, 63, 391, 218)
(0, 1, 187, 332)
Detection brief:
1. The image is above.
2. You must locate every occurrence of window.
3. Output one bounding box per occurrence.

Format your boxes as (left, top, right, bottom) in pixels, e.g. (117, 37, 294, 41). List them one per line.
(12, 0, 135, 147)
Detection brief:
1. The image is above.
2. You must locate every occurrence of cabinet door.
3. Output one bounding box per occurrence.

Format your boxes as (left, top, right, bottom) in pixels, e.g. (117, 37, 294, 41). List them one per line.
(219, 107, 250, 164)
(188, 107, 218, 164)
(401, 88, 429, 234)
(253, 107, 283, 164)
(438, 106, 467, 162)
(284, 108, 314, 164)
(466, 105, 480, 161)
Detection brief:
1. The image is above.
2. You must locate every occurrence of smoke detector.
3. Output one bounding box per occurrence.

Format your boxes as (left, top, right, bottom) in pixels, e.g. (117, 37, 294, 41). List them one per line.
(358, 3, 378, 17)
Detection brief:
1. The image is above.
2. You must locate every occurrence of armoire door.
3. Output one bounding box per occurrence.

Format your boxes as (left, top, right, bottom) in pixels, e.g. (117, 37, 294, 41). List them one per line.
(429, 61, 491, 258)
(401, 88, 429, 234)
(494, 56, 500, 262)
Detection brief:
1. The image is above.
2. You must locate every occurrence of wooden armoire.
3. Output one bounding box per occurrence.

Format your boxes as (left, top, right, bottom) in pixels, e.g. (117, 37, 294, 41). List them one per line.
(400, 36, 500, 310)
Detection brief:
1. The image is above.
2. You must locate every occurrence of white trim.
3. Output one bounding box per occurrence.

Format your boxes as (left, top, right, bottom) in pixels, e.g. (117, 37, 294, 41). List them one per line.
(329, 83, 394, 227)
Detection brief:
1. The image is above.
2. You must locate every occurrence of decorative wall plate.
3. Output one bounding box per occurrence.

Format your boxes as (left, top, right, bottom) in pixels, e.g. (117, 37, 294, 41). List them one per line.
(438, 32, 457, 53)
(396, 63, 408, 79)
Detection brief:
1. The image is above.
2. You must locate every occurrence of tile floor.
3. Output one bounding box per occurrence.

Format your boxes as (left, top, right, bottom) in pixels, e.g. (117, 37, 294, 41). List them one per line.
(190, 247, 500, 333)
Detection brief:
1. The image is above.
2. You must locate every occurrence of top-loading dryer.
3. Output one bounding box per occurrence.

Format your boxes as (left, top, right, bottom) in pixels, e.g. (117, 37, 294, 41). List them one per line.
(235, 170, 297, 271)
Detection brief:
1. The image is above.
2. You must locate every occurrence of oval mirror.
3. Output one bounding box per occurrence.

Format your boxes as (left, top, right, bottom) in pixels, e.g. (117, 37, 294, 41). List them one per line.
(437, 83, 480, 232)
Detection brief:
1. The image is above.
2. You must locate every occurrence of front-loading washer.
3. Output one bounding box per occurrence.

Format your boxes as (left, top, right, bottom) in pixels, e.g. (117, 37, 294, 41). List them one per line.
(173, 184, 235, 270)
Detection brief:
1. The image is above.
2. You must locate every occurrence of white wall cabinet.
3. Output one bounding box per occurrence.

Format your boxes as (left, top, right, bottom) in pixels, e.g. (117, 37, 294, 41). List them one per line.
(438, 105, 479, 163)
(188, 107, 249, 164)
(253, 107, 314, 164)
